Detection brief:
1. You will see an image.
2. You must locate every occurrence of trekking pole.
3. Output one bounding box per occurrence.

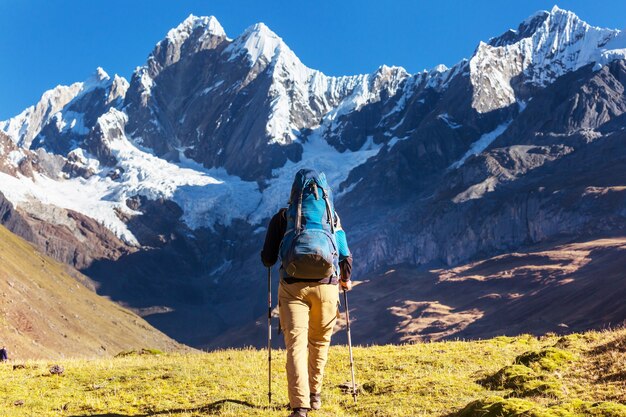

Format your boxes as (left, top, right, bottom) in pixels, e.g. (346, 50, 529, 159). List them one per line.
(267, 267, 272, 405)
(343, 289, 357, 403)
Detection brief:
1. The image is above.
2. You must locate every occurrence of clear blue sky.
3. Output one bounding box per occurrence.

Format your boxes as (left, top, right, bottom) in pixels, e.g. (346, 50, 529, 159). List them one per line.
(1, 0, 625, 119)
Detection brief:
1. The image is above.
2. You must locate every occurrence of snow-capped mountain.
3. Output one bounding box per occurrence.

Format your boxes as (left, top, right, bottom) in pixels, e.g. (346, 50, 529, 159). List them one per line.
(124, 15, 411, 181)
(470, 6, 624, 113)
(2, 7, 626, 346)
(1, 68, 127, 151)
(0, 14, 416, 248)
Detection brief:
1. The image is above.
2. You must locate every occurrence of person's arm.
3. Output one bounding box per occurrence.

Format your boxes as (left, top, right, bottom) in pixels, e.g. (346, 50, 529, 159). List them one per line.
(260, 209, 287, 267)
(339, 255, 352, 282)
(335, 212, 353, 289)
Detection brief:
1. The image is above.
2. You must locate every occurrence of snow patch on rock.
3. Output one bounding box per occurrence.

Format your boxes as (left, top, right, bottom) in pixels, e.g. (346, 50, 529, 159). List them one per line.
(449, 122, 512, 169)
(438, 113, 462, 129)
(249, 128, 384, 223)
(93, 109, 262, 231)
(0, 170, 140, 244)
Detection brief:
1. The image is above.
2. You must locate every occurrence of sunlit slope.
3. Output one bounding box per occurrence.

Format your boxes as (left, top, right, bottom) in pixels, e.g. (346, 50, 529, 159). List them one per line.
(0, 225, 182, 359)
(208, 237, 626, 349)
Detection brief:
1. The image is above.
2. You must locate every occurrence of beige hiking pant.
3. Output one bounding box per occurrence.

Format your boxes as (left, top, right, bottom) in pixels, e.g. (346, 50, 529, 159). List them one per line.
(278, 280, 339, 409)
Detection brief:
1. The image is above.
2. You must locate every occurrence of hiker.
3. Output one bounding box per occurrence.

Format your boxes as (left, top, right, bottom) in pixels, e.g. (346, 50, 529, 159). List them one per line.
(0, 346, 7, 362)
(261, 168, 353, 417)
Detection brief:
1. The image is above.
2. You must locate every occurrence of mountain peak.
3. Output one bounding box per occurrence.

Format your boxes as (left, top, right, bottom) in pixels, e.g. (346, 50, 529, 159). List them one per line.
(83, 67, 110, 87)
(95, 66, 110, 80)
(545, 5, 588, 30)
(549, 5, 573, 16)
(471, 5, 622, 113)
(145, 15, 228, 75)
(167, 14, 226, 43)
(549, 5, 565, 14)
(225, 22, 289, 65)
(488, 9, 550, 47)
(489, 6, 609, 48)
(245, 22, 276, 38)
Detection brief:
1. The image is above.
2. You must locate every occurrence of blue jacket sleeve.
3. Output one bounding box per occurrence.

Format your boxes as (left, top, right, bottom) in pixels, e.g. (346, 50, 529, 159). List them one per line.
(334, 212, 353, 282)
(336, 229, 350, 261)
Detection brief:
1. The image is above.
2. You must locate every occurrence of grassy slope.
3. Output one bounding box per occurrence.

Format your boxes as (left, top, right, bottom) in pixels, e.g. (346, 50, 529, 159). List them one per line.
(0, 225, 182, 359)
(0, 329, 624, 417)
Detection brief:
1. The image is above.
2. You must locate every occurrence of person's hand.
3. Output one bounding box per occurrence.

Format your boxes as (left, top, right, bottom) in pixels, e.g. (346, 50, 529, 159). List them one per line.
(340, 279, 352, 292)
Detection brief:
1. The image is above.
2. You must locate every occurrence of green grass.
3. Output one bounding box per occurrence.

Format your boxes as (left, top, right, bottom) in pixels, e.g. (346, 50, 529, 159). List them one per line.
(514, 347, 575, 372)
(0, 329, 625, 417)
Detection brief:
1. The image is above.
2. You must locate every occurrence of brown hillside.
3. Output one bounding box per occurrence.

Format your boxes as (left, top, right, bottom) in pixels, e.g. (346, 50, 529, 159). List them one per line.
(340, 237, 626, 344)
(207, 237, 626, 349)
(0, 225, 183, 359)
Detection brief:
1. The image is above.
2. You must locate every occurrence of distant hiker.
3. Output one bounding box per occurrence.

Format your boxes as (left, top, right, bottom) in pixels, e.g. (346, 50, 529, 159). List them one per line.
(261, 168, 353, 417)
(0, 346, 7, 361)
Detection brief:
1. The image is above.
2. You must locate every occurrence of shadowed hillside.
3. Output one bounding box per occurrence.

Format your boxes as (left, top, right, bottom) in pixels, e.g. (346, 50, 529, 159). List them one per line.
(0, 225, 183, 359)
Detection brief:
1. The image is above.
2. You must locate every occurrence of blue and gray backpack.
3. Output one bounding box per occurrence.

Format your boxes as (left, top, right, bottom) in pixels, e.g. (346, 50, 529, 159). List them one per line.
(279, 169, 339, 279)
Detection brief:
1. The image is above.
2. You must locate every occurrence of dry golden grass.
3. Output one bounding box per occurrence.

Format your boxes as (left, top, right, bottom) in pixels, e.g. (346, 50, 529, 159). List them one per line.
(0, 328, 624, 416)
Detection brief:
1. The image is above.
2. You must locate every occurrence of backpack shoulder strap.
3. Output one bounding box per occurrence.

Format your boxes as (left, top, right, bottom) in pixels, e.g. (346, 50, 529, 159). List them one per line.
(295, 185, 304, 231)
(321, 186, 335, 234)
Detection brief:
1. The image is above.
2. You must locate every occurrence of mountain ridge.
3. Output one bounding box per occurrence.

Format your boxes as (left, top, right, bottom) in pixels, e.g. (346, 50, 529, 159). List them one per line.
(1, 6, 626, 347)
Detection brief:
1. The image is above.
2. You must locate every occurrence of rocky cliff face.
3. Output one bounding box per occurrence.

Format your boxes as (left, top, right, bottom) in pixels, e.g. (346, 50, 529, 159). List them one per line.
(1, 8, 626, 346)
(344, 60, 626, 273)
(123, 15, 409, 181)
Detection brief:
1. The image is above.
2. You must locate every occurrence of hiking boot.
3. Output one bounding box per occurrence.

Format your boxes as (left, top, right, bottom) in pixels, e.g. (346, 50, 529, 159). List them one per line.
(310, 393, 322, 410)
(288, 408, 308, 417)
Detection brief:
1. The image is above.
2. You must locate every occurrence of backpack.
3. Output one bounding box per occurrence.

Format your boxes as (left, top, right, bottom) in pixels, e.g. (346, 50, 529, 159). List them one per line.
(279, 169, 339, 279)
